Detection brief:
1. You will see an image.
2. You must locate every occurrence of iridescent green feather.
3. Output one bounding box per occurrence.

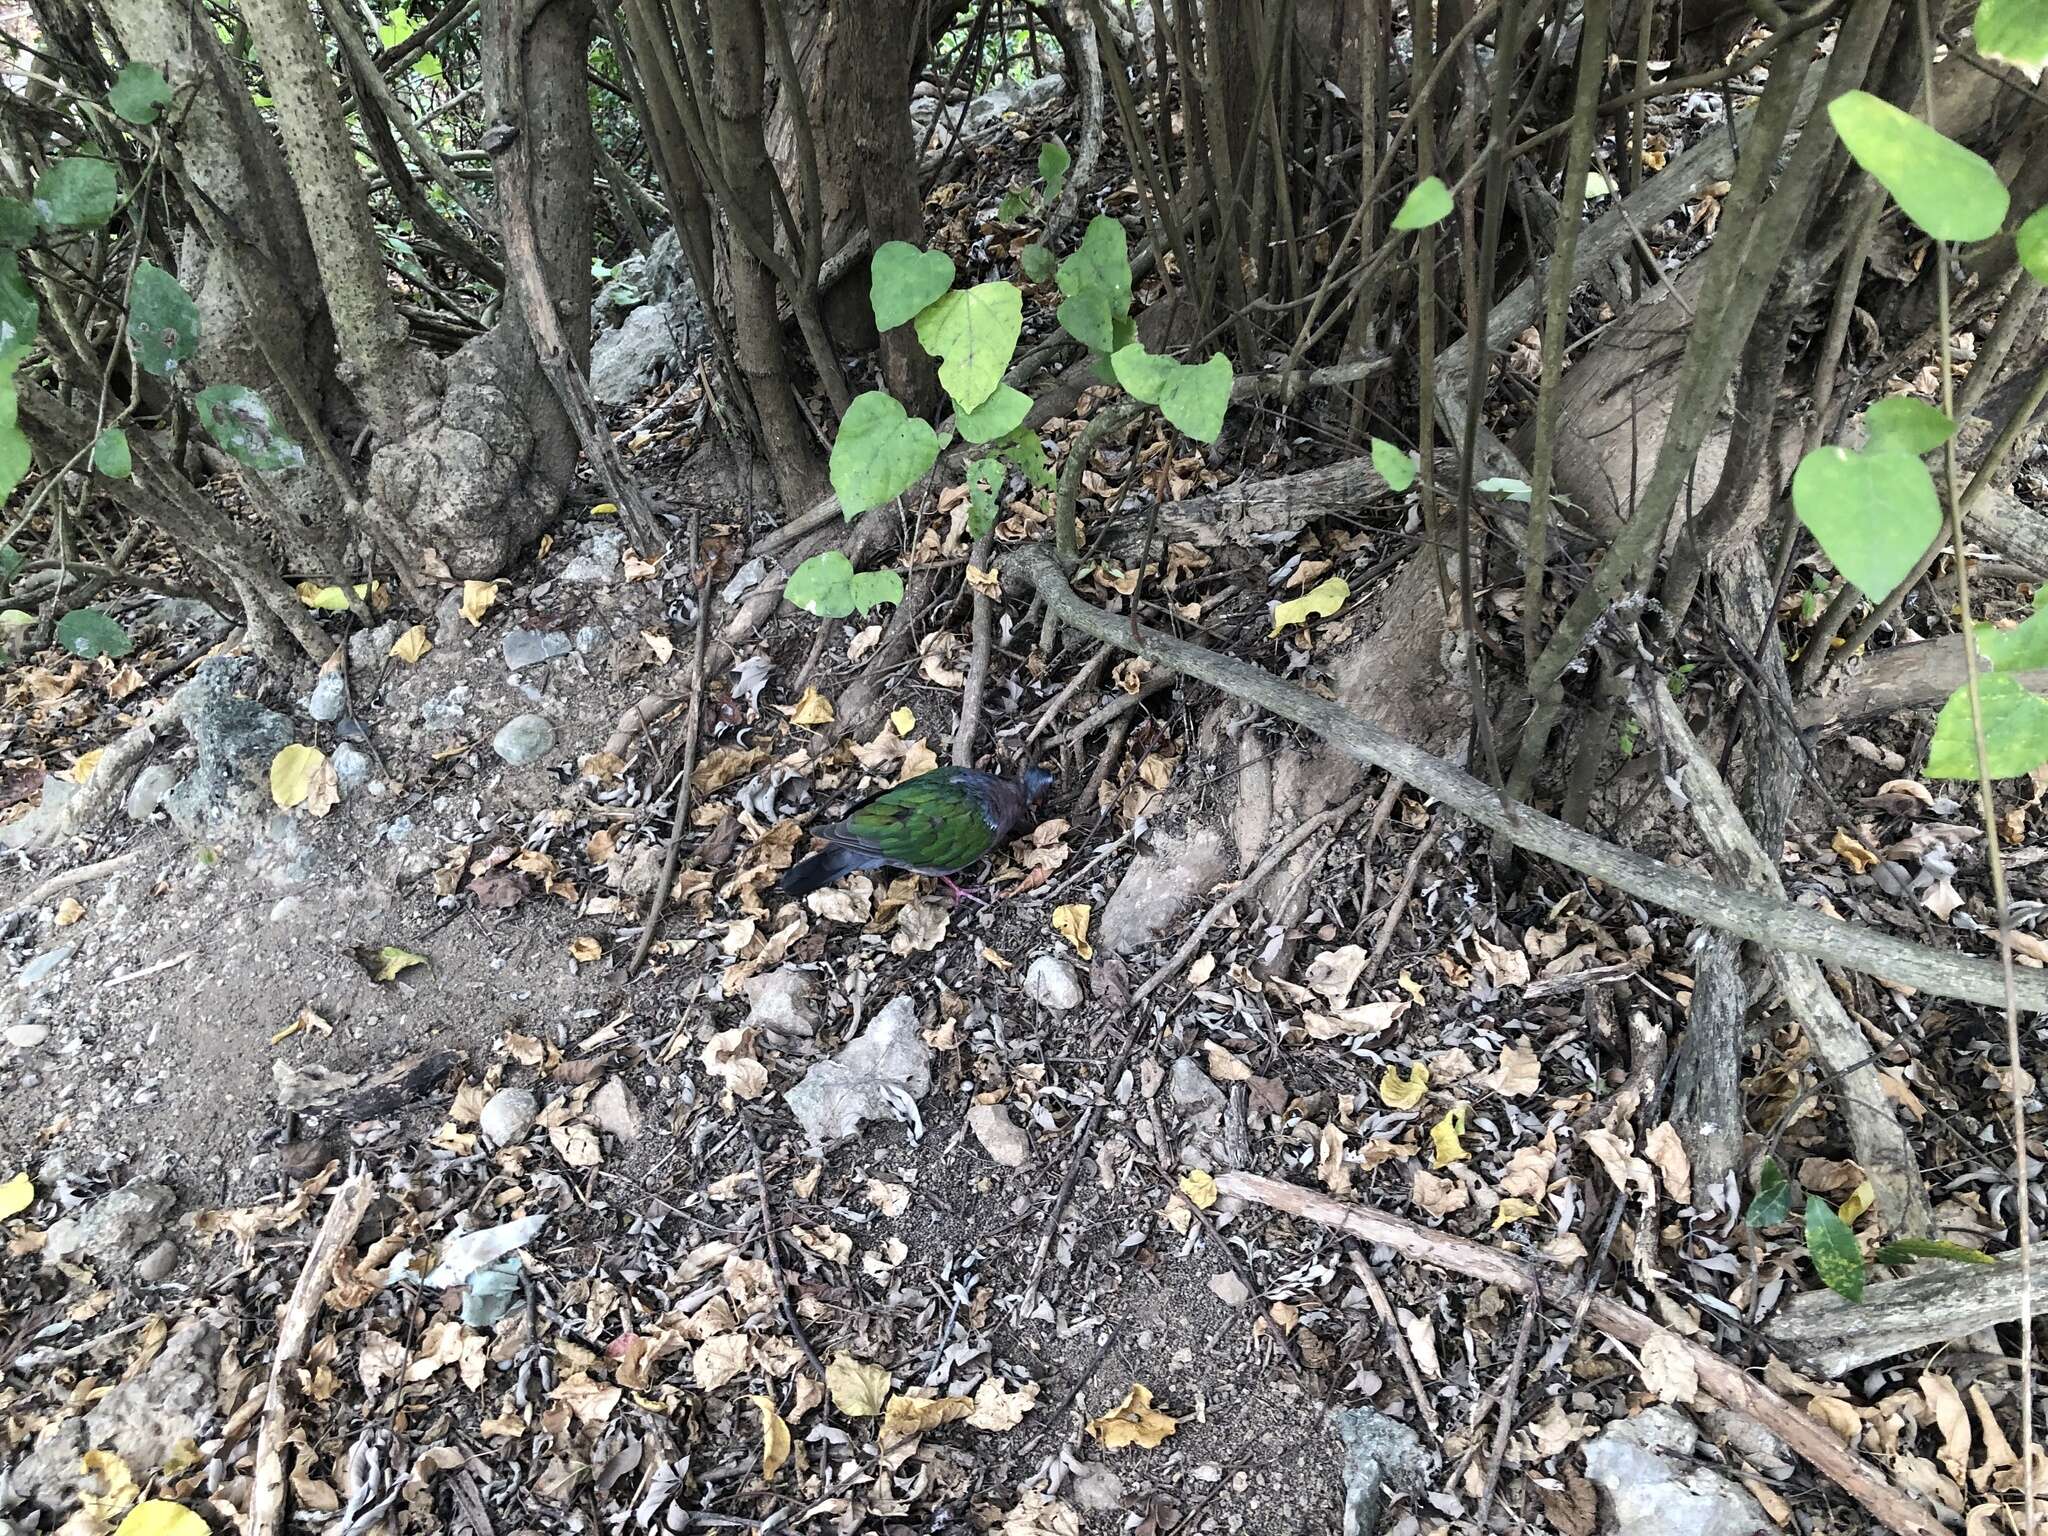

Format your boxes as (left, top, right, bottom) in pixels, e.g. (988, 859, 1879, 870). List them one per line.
(823, 766, 1000, 873)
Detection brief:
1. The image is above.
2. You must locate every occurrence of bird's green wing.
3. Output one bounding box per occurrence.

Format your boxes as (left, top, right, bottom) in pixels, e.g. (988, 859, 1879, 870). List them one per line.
(830, 770, 996, 872)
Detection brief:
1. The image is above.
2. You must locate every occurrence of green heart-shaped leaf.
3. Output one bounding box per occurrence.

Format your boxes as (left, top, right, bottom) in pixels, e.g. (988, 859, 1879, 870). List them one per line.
(127, 262, 200, 378)
(829, 389, 940, 517)
(1926, 673, 2048, 779)
(107, 62, 173, 125)
(786, 551, 855, 617)
(0, 253, 38, 361)
(33, 156, 117, 229)
(54, 607, 132, 660)
(1371, 436, 1418, 492)
(195, 384, 304, 472)
(2018, 205, 2048, 287)
(1976, 0, 2048, 74)
(1804, 1194, 1865, 1303)
(964, 456, 1004, 538)
(93, 427, 131, 479)
(1057, 289, 1115, 353)
(955, 383, 1032, 444)
(1863, 395, 1955, 456)
(1791, 445, 1939, 602)
(1018, 244, 1055, 283)
(0, 198, 36, 248)
(1056, 215, 1132, 311)
(914, 281, 1022, 414)
(1829, 90, 2008, 243)
(1975, 590, 2048, 673)
(1109, 346, 1233, 443)
(849, 569, 904, 615)
(1744, 1156, 1793, 1227)
(870, 241, 955, 331)
(1392, 176, 1452, 231)
(1038, 137, 1071, 200)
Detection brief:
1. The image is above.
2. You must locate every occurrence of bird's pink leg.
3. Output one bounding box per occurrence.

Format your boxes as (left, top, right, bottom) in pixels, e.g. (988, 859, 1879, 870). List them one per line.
(939, 875, 990, 907)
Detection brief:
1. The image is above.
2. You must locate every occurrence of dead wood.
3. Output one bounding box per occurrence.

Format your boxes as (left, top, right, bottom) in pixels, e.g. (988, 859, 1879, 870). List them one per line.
(1799, 638, 2048, 732)
(1217, 1172, 1947, 1536)
(1764, 1255, 2045, 1377)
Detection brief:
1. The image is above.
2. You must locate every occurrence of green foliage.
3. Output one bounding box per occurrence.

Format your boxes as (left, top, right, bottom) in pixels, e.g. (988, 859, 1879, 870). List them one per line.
(830, 390, 941, 516)
(1974, 589, 2048, 673)
(93, 427, 131, 479)
(914, 281, 1022, 413)
(376, 6, 443, 77)
(107, 62, 173, 125)
(1371, 436, 1419, 492)
(1790, 444, 1939, 602)
(785, 551, 904, 618)
(1871, 1237, 1998, 1268)
(997, 425, 1053, 491)
(0, 199, 36, 247)
(1391, 176, 1453, 231)
(33, 156, 118, 229)
(1037, 138, 1071, 202)
(869, 241, 956, 331)
(954, 383, 1032, 444)
(1744, 1156, 1793, 1226)
(127, 263, 201, 378)
(194, 384, 305, 472)
(1054, 215, 1132, 352)
(964, 456, 1004, 538)
(1975, 0, 2048, 74)
(1018, 244, 1055, 283)
(1863, 395, 1956, 456)
(54, 607, 133, 659)
(2018, 206, 2048, 286)
(1108, 346, 1233, 443)
(1803, 1194, 1865, 1302)
(1828, 91, 2008, 243)
(0, 253, 37, 360)
(1926, 673, 2048, 778)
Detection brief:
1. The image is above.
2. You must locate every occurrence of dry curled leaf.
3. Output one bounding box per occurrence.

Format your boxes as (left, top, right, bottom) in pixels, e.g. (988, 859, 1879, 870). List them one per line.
(1085, 1382, 1177, 1449)
(790, 687, 835, 726)
(1429, 1103, 1469, 1167)
(460, 580, 498, 626)
(1051, 903, 1093, 959)
(827, 1354, 892, 1417)
(749, 1394, 791, 1479)
(389, 625, 432, 663)
(1378, 1062, 1430, 1109)
(880, 1392, 974, 1447)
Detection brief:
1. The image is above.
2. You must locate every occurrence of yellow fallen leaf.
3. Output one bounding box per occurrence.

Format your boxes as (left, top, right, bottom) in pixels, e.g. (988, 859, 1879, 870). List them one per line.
(1178, 1170, 1218, 1210)
(880, 1391, 974, 1447)
(1085, 1383, 1177, 1449)
(1492, 1197, 1541, 1230)
(966, 564, 1001, 600)
(460, 579, 498, 625)
(748, 1395, 791, 1480)
(294, 581, 381, 612)
(115, 1502, 208, 1536)
(1378, 1063, 1430, 1109)
(1831, 828, 1877, 874)
(54, 896, 84, 926)
(269, 744, 326, 809)
(567, 936, 603, 963)
(826, 1354, 891, 1417)
(791, 687, 835, 726)
(389, 625, 432, 664)
(1052, 903, 1094, 959)
(1270, 576, 1350, 637)
(1430, 1103, 1469, 1167)
(80, 1449, 139, 1522)
(0, 1171, 33, 1219)
(358, 945, 427, 983)
(590, 501, 619, 517)
(67, 748, 104, 783)
(1396, 970, 1426, 1005)
(890, 706, 915, 734)
(1839, 1179, 1877, 1226)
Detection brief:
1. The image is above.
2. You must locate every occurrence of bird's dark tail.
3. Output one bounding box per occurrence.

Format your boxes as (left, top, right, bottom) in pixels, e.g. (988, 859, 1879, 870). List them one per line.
(779, 844, 879, 897)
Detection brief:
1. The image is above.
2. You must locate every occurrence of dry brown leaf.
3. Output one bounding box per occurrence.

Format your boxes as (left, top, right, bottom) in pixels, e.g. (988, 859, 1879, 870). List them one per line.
(1085, 1382, 1177, 1449)
(1471, 933, 1530, 987)
(702, 1026, 769, 1101)
(827, 1354, 892, 1417)
(1411, 1169, 1468, 1217)
(968, 1376, 1039, 1431)
(1645, 1121, 1692, 1205)
(1486, 1039, 1541, 1098)
(1051, 902, 1094, 959)
(1302, 944, 1369, 1007)
(1640, 1333, 1698, 1405)
(880, 1392, 974, 1447)
(1922, 1373, 1973, 1486)
(790, 687, 835, 726)
(749, 1394, 791, 1479)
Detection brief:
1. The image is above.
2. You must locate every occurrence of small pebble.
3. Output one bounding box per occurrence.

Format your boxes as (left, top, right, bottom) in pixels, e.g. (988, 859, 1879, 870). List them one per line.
(1024, 953, 1084, 1011)
(479, 1087, 538, 1146)
(492, 714, 557, 766)
(136, 1240, 179, 1284)
(5, 1023, 50, 1048)
(966, 1103, 1029, 1167)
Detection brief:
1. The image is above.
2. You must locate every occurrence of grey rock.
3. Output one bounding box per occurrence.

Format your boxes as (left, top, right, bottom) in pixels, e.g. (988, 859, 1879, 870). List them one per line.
(348, 618, 406, 672)
(1168, 1056, 1225, 1119)
(140, 596, 231, 636)
(305, 670, 347, 723)
(966, 1103, 1029, 1167)
(135, 1240, 178, 1284)
(162, 657, 294, 840)
(784, 997, 931, 1151)
(0, 776, 77, 851)
(124, 762, 179, 821)
(589, 1078, 643, 1142)
(590, 302, 693, 407)
(1014, 73, 1066, 110)
(16, 945, 75, 993)
(574, 624, 606, 654)
(502, 627, 572, 671)
(961, 73, 1065, 132)
(1209, 1271, 1251, 1308)
(1583, 1406, 1770, 1536)
(5, 1022, 49, 1048)
(331, 743, 372, 792)
(1070, 1463, 1126, 1512)
(561, 531, 627, 585)
(492, 714, 557, 766)
(479, 1087, 539, 1147)
(42, 1178, 174, 1268)
(744, 966, 820, 1039)
(1100, 827, 1232, 953)
(1023, 953, 1084, 1012)
(7, 1321, 222, 1515)
(1332, 1405, 1430, 1536)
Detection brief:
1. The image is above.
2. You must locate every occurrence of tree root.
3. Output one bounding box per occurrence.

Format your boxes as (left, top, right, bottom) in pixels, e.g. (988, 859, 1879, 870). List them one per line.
(1636, 677, 1930, 1236)
(1003, 540, 2048, 1012)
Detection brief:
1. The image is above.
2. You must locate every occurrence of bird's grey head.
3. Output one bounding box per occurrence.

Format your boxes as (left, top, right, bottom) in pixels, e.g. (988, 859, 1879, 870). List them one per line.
(1022, 766, 1055, 800)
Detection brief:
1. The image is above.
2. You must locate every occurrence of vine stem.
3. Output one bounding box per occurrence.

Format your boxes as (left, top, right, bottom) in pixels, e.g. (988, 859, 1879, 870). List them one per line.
(1917, 1, 2034, 1524)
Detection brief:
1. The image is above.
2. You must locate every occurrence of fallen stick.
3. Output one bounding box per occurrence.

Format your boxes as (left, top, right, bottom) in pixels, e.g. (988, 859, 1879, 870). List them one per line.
(247, 1172, 375, 1536)
(1004, 542, 2046, 1012)
(1765, 1254, 2042, 1377)
(7, 850, 139, 916)
(1216, 1172, 1944, 1536)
